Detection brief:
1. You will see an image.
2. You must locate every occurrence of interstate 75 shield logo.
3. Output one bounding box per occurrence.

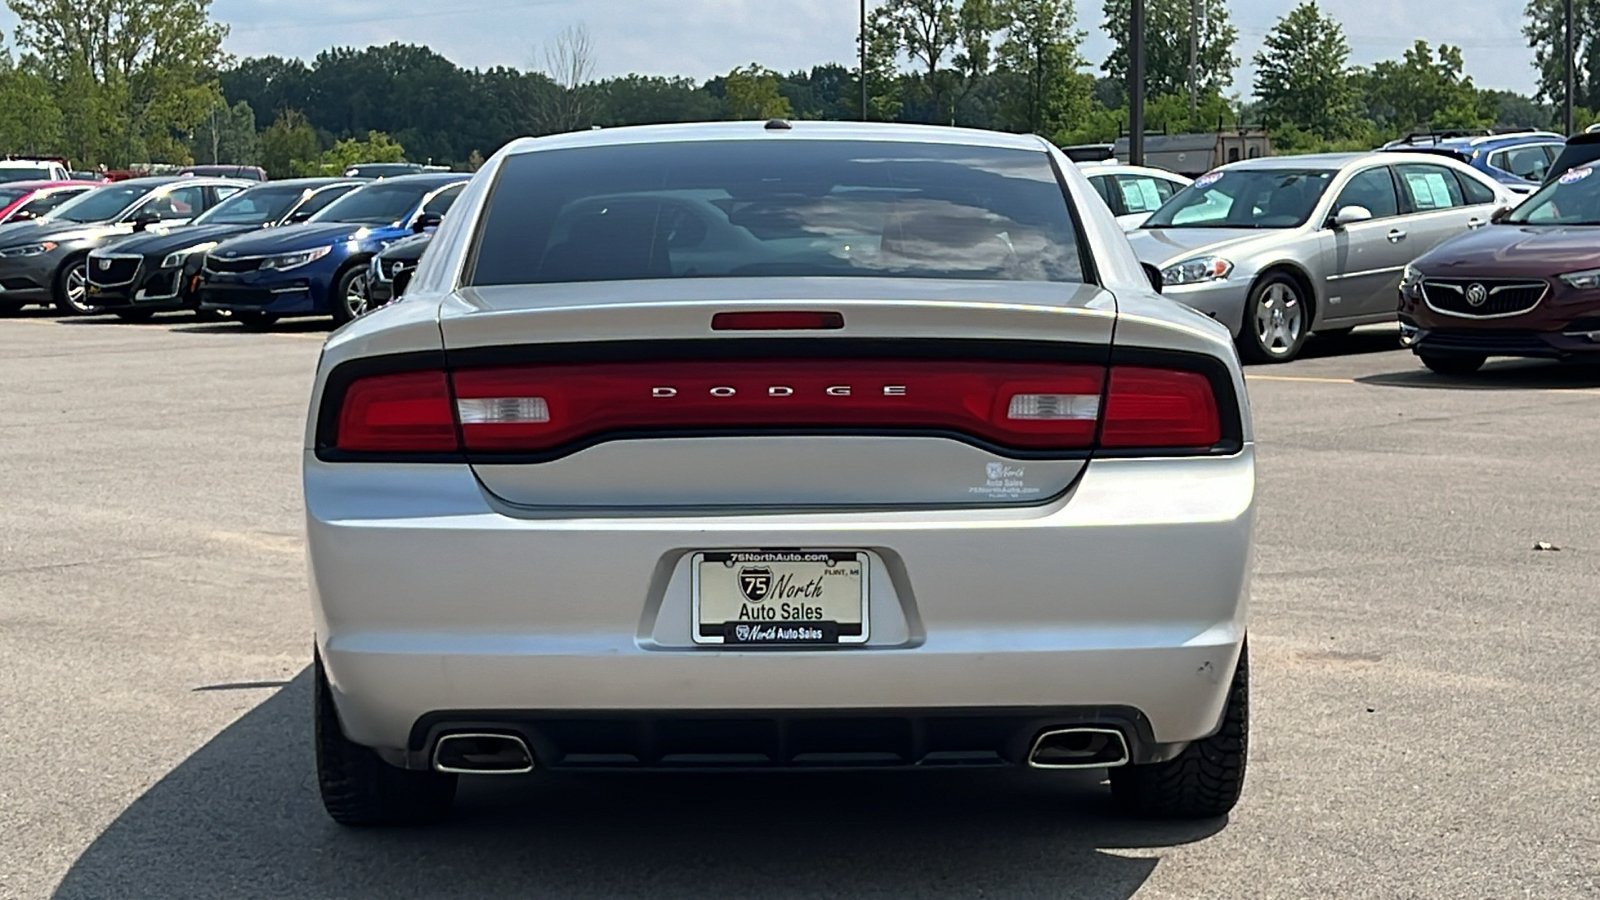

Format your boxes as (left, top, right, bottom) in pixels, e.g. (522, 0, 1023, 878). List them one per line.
(737, 566, 773, 602)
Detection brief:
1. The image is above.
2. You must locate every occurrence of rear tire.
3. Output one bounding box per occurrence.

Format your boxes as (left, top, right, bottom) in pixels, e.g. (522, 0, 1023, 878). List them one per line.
(1110, 641, 1248, 819)
(113, 309, 155, 323)
(235, 311, 277, 331)
(1419, 353, 1485, 376)
(315, 652, 456, 827)
(1237, 274, 1309, 364)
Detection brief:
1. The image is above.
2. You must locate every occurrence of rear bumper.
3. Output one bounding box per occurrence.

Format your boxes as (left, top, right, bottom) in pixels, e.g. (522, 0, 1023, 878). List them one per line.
(308, 450, 1255, 757)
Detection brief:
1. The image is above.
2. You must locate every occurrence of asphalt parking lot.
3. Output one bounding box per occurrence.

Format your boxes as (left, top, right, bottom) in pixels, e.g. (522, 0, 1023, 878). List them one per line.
(2, 310, 1597, 899)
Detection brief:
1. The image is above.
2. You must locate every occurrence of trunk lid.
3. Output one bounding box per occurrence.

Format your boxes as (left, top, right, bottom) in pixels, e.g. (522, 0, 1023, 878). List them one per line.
(437, 277, 1116, 512)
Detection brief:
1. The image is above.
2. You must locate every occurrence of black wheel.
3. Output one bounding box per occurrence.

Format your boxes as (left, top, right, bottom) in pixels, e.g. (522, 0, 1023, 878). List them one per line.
(1237, 274, 1309, 363)
(235, 311, 277, 330)
(53, 257, 100, 316)
(1110, 641, 1248, 819)
(113, 309, 155, 323)
(315, 652, 456, 826)
(330, 265, 371, 326)
(1315, 326, 1354, 339)
(1419, 353, 1485, 376)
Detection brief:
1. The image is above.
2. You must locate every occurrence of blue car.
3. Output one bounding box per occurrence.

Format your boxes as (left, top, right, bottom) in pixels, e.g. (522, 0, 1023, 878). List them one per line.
(197, 172, 467, 327)
(1381, 130, 1566, 194)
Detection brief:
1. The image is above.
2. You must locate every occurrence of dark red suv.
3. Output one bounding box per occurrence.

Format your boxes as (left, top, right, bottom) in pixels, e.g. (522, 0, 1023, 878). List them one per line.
(1398, 148, 1600, 374)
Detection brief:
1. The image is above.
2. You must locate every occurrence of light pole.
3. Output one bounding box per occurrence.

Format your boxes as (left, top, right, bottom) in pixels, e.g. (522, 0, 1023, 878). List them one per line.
(860, 0, 869, 121)
(1565, 0, 1575, 134)
(1130, 0, 1145, 165)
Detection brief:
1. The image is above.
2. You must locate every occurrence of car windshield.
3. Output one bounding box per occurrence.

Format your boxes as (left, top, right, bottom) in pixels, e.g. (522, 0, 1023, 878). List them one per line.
(44, 184, 148, 223)
(1506, 166, 1600, 225)
(1142, 169, 1336, 229)
(0, 167, 51, 183)
(470, 140, 1086, 285)
(194, 184, 308, 226)
(310, 182, 438, 226)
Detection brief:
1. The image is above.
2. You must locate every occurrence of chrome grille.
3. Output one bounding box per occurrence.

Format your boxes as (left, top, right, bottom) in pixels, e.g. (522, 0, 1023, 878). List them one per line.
(1422, 278, 1546, 318)
(203, 255, 261, 274)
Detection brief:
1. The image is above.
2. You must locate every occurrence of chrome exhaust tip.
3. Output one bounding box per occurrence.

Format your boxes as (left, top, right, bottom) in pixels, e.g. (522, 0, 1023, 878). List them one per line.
(432, 732, 535, 774)
(1027, 727, 1130, 769)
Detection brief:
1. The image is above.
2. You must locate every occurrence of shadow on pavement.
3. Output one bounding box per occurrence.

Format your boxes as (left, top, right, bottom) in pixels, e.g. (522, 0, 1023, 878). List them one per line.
(52, 671, 1223, 899)
(1287, 328, 1401, 363)
(1358, 358, 1600, 391)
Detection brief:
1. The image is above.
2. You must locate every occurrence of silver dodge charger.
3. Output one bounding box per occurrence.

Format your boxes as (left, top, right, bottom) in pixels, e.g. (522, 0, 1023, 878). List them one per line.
(305, 121, 1256, 826)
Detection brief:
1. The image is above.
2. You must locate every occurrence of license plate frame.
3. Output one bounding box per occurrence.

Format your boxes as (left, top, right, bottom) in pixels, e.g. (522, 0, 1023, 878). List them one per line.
(691, 549, 869, 646)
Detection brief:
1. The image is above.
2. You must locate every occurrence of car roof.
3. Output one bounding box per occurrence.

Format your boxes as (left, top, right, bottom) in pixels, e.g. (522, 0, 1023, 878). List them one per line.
(500, 121, 1052, 157)
(244, 177, 360, 189)
(1076, 162, 1191, 180)
(356, 172, 468, 187)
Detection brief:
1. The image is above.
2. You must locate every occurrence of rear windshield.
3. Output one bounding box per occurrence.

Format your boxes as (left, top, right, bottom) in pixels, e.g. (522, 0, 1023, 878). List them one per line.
(469, 140, 1085, 285)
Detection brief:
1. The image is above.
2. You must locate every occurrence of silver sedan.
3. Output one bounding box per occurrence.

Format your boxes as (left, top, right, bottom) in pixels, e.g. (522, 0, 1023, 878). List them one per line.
(1127, 152, 1519, 362)
(304, 121, 1254, 826)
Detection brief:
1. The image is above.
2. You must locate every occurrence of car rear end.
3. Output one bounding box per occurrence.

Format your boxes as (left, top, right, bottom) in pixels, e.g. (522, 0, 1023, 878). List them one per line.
(304, 124, 1255, 825)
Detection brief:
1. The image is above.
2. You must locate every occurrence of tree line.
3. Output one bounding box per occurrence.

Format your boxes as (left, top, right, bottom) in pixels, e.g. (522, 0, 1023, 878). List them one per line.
(0, 0, 1584, 173)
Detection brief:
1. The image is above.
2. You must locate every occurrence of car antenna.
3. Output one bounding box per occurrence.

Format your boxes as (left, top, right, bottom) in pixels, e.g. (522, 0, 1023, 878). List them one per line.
(764, 119, 792, 131)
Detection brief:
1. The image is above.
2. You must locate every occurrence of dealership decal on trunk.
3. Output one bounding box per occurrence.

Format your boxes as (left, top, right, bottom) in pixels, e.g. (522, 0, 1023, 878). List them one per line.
(969, 462, 1043, 500)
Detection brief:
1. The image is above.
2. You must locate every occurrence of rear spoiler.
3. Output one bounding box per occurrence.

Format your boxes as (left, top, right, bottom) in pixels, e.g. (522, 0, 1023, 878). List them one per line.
(1061, 144, 1115, 163)
(1545, 133, 1600, 184)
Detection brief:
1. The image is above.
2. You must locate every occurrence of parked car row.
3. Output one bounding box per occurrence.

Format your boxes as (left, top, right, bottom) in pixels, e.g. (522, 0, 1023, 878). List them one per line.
(0, 171, 466, 323)
(1101, 129, 1600, 373)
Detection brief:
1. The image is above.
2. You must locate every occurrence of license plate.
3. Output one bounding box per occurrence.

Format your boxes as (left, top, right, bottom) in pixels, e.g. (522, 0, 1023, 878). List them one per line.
(692, 550, 868, 645)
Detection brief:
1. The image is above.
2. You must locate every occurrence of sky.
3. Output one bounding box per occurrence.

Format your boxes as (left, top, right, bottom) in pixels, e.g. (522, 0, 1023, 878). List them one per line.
(0, 0, 1543, 98)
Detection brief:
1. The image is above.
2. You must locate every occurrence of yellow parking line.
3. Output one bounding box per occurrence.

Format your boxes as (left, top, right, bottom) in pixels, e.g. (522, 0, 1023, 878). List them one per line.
(1246, 374, 1358, 384)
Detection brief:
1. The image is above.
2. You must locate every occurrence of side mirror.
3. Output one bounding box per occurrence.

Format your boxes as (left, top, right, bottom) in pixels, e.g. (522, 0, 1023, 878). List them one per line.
(131, 212, 161, 231)
(1141, 262, 1164, 294)
(1490, 205, 1513, 224)
(412, 212, 442, 233)
(287, 209, 314, 224)
(1331, 205, 1373, 228)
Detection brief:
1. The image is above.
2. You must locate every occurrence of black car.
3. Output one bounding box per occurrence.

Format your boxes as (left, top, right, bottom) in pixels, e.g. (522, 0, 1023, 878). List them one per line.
(344, 163, 427, 179)
(87, 178, 361, 321)
(366, 230, 431, 307)
(0, 176, 249, 315)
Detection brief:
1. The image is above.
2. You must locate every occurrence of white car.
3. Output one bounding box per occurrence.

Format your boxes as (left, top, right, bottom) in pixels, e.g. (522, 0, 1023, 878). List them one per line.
(305, 121, 1255, 826)
(0, 158, 70, 183)
(1078, 162, 1193, 230)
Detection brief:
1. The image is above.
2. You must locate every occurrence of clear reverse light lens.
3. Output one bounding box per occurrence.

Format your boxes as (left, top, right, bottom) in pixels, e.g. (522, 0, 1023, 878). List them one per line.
(1559, 268, 1600, 290)
(1007, 393, 1101, 420)
(1161, 257, 1233, 285)
(457, 397, 551, 425)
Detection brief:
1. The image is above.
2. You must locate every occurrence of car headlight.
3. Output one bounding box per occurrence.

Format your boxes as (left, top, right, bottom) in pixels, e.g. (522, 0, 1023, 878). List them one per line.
(1559, 268, 1600, 290)
(160, 241, 219, 270)
(1161, 257, 1233, 285)
(0, 241, 58, 258)
(1400, 263, 1424, 290)
(260, 245, 332, 271)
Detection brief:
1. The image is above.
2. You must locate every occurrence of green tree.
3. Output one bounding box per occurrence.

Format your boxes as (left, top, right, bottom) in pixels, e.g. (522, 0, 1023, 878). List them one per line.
(292, 130, 405, 176)
(724, 64, 794, 119)
(8, 0, 229, 164)
(0, 56, 64, 156)
(1101, 0, 1237, 96)
(1253, 2, 1357, 140)
(1358, 41, 1492, 133)
(259, 109, 320, 179)
(191, 99, 259, 165)
(870, 0, 999, 124)
(1523, 0, 1600, 110)
(994, 0, 1091, 135)
(531, 24, 596, 134)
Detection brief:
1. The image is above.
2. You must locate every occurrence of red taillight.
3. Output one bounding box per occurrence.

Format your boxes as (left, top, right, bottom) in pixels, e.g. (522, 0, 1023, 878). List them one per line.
(711, 311, 845, 330)
(451, 360, 1105, 452)
(1101, 367, 1221, 448)
(336, 371, 458, 452)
